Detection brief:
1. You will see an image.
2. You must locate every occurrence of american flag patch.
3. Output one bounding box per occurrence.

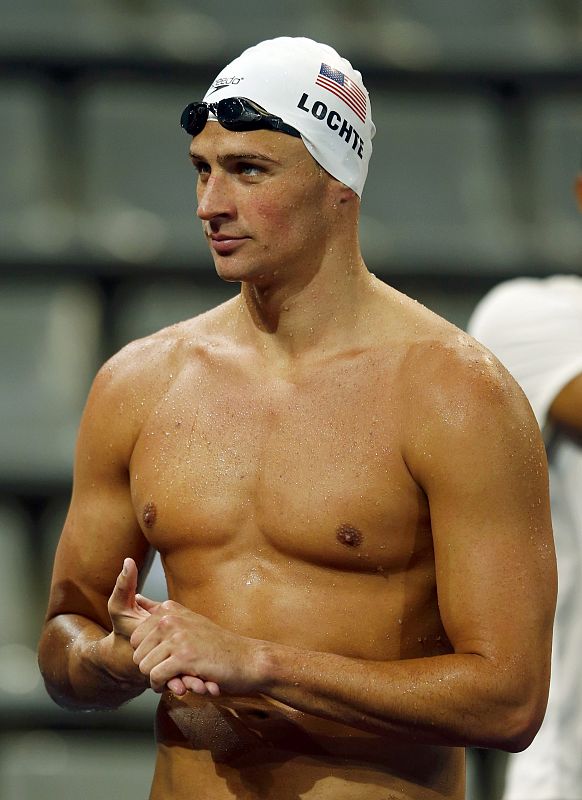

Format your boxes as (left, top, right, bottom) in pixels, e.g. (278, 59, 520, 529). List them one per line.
(315, 63, 367, 123)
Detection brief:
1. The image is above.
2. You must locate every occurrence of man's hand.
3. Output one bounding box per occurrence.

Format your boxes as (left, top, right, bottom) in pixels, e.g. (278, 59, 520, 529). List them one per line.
(95, 557, 154, 688)
(130, 600, 267, 697)
(106, 557, 197, 696)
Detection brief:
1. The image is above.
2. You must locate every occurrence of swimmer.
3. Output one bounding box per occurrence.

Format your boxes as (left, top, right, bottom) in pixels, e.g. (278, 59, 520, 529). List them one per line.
(38, 37, 556, 800)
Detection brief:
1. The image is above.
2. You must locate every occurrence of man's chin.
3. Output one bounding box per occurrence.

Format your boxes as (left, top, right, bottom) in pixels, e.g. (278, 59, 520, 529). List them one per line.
(214, 269, 248, 286)
(213, 257, 271, 286)
(211, 253, 244, 282)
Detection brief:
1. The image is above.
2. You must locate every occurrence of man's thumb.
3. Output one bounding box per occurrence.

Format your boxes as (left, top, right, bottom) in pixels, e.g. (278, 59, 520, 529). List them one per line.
(110, 558, 138, 609)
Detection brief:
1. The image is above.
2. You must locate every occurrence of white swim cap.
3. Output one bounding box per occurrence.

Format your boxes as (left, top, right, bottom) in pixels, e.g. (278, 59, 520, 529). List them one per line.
(202, 37, 375, 198)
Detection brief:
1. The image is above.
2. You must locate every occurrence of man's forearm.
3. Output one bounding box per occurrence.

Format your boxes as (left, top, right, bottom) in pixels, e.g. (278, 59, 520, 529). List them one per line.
(38, 614, 147, 711)
(257, 644, 545, 752)
(127, 599, 548, 751)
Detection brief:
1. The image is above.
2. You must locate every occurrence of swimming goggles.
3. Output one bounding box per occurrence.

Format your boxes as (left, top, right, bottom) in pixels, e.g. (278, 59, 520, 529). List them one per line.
(180, 97, 301, 139)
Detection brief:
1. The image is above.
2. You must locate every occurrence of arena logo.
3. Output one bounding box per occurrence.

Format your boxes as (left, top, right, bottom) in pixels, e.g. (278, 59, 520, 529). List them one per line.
(297, 92, 364, 159)
(208, 76, 245, 95)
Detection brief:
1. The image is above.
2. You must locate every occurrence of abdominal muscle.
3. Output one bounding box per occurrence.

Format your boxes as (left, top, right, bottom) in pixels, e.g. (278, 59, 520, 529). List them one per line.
(146, 542, 463, 798)
(149, 685, 464, 800)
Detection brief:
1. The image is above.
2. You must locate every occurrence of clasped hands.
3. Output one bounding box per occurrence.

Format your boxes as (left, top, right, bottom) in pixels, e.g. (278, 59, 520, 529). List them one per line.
(110, 558, 265, 698)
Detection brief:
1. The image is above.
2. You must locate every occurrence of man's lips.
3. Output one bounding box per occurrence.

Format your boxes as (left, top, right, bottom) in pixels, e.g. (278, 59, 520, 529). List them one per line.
(209, 234, 249, 254)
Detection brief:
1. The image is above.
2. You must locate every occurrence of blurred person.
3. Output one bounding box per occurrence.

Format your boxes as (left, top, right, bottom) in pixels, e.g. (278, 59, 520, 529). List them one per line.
(468, 176, 582, 800)
(38, 37, 556, 800)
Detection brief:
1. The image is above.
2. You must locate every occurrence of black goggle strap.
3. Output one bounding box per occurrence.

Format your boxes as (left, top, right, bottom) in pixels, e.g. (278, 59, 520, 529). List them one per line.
(232, 100, 301, 137)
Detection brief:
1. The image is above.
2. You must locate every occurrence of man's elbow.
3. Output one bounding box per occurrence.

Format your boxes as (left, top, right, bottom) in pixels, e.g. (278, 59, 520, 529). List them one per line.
(37, 634, 80, 711)
(39, 671, 83, 712)
(37, 619, 101, 712)
(489, 693, 548, 753)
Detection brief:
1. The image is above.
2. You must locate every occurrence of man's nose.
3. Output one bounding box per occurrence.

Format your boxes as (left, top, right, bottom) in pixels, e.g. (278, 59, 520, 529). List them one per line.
(196, 174, 235, 221)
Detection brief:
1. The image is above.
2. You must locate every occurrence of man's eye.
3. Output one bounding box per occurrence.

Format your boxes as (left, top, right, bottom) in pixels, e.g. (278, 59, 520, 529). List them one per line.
(239, 163, 261, 177)
(193, 162, 210, 175)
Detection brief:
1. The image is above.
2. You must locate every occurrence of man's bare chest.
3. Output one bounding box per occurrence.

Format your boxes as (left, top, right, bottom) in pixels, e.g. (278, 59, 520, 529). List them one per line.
(129, 357, 429, 570)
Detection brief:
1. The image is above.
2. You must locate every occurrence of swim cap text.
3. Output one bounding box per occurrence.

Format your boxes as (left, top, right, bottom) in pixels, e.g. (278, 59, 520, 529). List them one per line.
(297, 93, 364, 159)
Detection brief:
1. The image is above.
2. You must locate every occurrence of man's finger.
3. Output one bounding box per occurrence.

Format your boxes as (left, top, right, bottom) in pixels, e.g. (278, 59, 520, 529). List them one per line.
(181, 675, 221, 696)
(167, 676, 188, 696)
(108, 558, 138, 612)
(129, 614, 159, 650)
(135, 593, 159, 612)
(181, 675, 208, 695)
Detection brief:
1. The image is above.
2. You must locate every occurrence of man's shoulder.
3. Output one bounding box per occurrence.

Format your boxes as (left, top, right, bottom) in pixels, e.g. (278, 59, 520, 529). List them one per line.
(390, 299, 542, 484)
(397, 323, 539, 475)
(362, 287, 514, 420)
(75, 300, 242, 460)
(404, 324, 506, 396)
(93, 299, 239, 403)
(382, 290, 487, 376)
(390, 300, 527, 426)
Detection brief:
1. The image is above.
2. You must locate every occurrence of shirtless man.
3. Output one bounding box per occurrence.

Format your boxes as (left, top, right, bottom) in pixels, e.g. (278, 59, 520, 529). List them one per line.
(38, 37, 556, 800)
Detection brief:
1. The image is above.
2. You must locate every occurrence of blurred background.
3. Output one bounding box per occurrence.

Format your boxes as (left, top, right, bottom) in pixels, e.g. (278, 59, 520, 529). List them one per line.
(1, 0, 582, 797)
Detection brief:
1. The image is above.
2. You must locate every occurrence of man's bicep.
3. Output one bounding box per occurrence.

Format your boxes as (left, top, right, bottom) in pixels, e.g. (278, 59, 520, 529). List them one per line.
(431, 458, 554, 665)
(549, 372, 582, 431)
(47, 484, 150, 630)
(45, 364, 150, 630)
(412, 370, 555, 667)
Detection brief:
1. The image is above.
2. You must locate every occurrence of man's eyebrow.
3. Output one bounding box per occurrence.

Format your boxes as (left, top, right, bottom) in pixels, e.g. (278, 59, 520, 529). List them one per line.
(189, 151, 281, 165)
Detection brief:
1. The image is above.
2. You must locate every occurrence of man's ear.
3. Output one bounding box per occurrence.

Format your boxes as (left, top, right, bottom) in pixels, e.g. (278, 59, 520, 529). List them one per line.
(575, 174, 582, 213)
(329, 179, 357, 206)
(337, 185, 357, 204)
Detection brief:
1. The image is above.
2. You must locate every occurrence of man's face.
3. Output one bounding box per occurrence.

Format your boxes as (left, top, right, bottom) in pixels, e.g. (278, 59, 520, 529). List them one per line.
(189, 122, 338, 286)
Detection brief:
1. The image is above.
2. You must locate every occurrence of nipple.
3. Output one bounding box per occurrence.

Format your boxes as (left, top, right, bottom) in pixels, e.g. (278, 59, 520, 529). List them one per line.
(336, 524, 363, 548)
(143, 501, 157, 528)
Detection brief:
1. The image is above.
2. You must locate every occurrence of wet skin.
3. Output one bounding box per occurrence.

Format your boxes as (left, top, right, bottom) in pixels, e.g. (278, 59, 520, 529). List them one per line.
(128, 293, 463, 800)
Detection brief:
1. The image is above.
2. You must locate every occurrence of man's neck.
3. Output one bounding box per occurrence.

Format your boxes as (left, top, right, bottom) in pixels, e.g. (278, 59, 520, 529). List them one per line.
(234, 253, 378, 367)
